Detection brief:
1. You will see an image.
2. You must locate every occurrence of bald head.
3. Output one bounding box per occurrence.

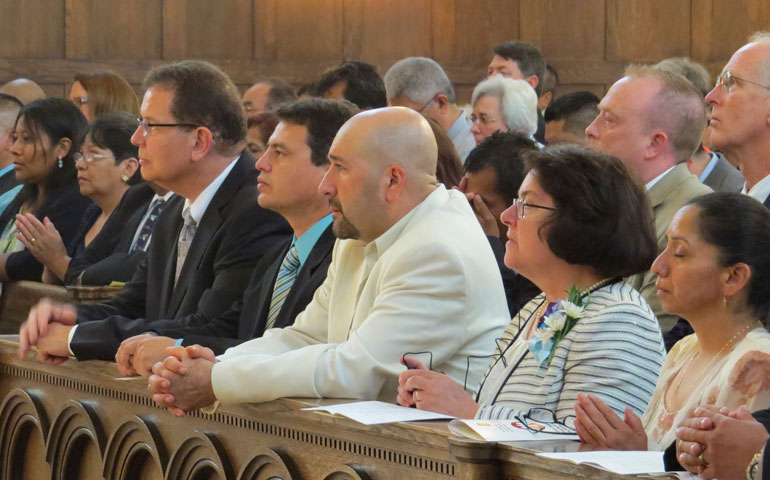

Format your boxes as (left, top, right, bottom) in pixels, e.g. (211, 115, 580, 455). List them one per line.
(0, 79, 45, 105)
(337, 107, 438, 184)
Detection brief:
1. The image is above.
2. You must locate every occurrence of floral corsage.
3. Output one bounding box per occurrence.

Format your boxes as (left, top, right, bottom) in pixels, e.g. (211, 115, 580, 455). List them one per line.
(527, 286, 587, 366)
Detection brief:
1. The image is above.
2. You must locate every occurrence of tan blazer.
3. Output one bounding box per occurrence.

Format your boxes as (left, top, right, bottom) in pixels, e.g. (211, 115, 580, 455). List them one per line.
(626, 164, 713, 332)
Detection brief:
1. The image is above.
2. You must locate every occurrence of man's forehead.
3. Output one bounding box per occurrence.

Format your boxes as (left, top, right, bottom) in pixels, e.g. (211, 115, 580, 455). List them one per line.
(602, 76, 657, 113)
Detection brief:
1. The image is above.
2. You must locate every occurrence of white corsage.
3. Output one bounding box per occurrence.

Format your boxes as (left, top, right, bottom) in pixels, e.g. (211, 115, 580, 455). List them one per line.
(527, 286, 587, 366)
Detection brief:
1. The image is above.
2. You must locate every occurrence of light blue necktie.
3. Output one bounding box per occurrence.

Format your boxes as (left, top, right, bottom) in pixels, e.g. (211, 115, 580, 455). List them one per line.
(265, 245, 300, 330)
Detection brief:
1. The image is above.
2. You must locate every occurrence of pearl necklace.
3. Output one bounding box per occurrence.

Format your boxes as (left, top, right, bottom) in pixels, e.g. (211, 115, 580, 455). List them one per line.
(675, 322, 756, 399)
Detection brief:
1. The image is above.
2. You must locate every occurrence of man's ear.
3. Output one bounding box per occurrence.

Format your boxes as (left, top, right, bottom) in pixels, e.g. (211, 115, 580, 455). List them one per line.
(190, 127, 215, 162)
(525, 75, 539, 91)
(644, 130, 668, 160)
(383, 164, 407, 203)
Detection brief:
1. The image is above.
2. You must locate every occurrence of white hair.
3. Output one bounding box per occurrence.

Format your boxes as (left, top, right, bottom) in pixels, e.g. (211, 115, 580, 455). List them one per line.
(471, 76, 538, 136)
(383, 57, 455, 104)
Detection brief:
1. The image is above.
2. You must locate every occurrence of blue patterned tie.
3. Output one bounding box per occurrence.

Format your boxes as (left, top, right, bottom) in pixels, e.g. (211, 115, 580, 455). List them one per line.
(265, 245, 300, 330)
(175, 207, 197, 285)
(130, 198, 167, 253)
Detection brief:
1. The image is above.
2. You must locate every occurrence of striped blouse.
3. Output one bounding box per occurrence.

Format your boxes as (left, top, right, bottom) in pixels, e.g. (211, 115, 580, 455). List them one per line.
(475, 281, 666, 422)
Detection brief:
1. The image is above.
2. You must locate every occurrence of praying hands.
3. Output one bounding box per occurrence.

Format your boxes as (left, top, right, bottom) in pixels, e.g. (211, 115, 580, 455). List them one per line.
(148, 344, 219, 416)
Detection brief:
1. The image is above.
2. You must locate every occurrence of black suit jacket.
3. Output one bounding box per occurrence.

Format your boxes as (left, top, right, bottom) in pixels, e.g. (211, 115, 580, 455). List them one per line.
(150, 224, 335, 354)
(70, 153, 291, 360)
(0, 168, 20, 197)
(64, 183, 156, 285)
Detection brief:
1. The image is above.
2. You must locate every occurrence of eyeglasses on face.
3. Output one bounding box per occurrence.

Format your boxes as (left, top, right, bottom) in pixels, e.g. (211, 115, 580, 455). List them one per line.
(74, 151, 115, 163)
(716, 70, 770, 92)
(469, 113, 499, 125)
(512, 198, 556, 219)
(71, 97, 88, 107)
(136, 118, 205, 137)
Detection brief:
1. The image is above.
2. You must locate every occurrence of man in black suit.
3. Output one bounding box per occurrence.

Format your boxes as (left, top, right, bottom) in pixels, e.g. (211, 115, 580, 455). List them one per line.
(18, 60, 290, 363)
(114, 98, 358, 376)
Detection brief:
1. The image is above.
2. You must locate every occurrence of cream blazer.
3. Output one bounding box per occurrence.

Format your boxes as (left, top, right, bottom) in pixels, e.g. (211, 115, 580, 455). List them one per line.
(212, 185, 510, 404)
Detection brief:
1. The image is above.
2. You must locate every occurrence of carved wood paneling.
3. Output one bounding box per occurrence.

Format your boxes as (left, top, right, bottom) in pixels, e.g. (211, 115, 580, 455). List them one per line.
(321, 465, 372, 480)
(46, 400, 106, 480)
(0, 389, 50, 479)
(237, 448, 298, 480)
(162, 0, 253, 59)
(0, 0, 64, 58)
(103, 417, 167, 480)
(606, 0, 692, 62)
(165, 431, 234, 480)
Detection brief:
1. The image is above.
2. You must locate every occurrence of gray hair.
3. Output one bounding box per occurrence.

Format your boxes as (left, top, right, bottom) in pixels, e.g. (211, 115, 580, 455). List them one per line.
(383, 57, 455, 104)
(654, 57, 711, 97)
(471, 76, 538, 136)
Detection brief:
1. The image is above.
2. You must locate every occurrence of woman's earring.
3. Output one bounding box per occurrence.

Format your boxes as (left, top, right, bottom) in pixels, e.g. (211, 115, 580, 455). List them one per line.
(121, 175, 130, 183)
(57, 157, 63, 168)
(723, 294, 728, 308)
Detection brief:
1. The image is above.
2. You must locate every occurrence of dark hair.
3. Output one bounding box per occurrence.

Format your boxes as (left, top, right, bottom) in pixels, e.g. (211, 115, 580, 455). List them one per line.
(0, 93, 23, 111)
(544, 91, 600, 136)
(143, 60, 246, 156)
(426, 118, 463, 188)
(86, 112, 142, 185)
(74, 71, 139, 118)
(527, 145, 657, 278)
(540, 64, 559, 96)
(274, 98, 359, 166)
(14, 98, 88, 206)
(492, 41, 546, 94)
(465, 131, 538, 205)
(247, 112, 279, 145)
(314, 60, 387, 110)
(262, 77, 298, 111)
(687, 193, 770, 324)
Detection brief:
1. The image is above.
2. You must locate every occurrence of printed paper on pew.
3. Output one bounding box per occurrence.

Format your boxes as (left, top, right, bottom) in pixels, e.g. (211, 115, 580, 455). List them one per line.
(302, 401, 455, 425)
(449, 418, 580, 442)
(537, 451, 665, 475)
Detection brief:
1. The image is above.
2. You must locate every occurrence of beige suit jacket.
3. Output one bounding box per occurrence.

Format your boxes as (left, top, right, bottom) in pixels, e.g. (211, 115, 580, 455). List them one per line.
(626, 164, 713, 332)
(212, 185, 509, 404)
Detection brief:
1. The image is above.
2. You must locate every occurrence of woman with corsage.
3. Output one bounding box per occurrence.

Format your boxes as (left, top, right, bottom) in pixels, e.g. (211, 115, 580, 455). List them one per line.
(398, 146, 666, 422)
(573, 193, 770, 464)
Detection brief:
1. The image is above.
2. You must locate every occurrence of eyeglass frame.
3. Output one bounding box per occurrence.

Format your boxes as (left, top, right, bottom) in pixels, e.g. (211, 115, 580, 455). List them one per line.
(716, 70, 770, 92)
(74, 151, 118, 164)
(512, 198, 556, 219)
(136, 118, 205, 137)
(71, 97, 89, 107)
(469, 113, 499, 125)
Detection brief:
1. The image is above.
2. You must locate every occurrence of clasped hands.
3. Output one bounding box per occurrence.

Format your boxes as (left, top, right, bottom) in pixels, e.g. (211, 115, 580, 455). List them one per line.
(18, 298, 77, 364)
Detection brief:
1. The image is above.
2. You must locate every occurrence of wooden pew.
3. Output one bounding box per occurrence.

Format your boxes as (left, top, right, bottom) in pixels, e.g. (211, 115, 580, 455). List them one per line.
(0, 281, 68, 334)
(0, 339, 662, 480)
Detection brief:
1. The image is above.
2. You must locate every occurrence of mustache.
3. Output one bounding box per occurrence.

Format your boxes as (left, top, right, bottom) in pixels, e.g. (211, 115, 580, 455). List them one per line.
(328, 198, 342, 211)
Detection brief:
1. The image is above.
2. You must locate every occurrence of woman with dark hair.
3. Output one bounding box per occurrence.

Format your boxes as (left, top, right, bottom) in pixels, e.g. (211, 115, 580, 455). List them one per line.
(15, 112, 142, 283)
(69, 71, 139, 122)
(0, 98, 92, 282)
(574, 192, 770, 458)
(398, 146, 666, 422)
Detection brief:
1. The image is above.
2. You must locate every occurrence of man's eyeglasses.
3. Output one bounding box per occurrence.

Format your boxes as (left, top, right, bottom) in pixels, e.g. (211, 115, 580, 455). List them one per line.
(469, 113, 498, 125)
(512, 198, 556, 219)
(716, 71, 770, 92)
(136, 119, 204, 137)
(74, 152, 116, 163)
(71, 97, 88, 107)
(416, 96, 437, 114)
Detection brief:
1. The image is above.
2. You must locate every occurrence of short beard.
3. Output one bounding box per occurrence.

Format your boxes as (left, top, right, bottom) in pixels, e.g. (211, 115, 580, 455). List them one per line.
(332, 214, 361, 240)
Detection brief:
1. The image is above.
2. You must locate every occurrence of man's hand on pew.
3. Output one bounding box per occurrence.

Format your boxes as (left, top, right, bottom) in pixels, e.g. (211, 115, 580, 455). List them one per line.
(19, 298, 77, 359)
(148, 345, 218, 416)
(35, 322, 73, 365)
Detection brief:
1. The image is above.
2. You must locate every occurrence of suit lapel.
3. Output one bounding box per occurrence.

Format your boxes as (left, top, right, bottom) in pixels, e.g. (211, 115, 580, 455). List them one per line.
(167, 152, 257, 317)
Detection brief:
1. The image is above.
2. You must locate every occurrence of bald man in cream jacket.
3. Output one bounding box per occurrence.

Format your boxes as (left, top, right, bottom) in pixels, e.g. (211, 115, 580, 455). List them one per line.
(149, 107, 509, 413)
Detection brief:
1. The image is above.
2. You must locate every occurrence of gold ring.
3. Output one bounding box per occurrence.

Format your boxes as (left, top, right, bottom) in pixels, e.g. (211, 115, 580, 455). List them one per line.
(698, 453, 708, 466)
(30, 237, 36, 244)
(414, 391, 421, 402)
(677, 439, 683, 450)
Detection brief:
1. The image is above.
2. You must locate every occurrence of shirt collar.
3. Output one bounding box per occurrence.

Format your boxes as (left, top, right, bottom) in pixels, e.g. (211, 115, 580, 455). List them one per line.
(645, 165, 677, 191)
(743, 173, 770, 203)
(182, 156, 239, 224)
(0, 164, 13, 176)
(447, 110, 472, 140)
(699, 153, 720, 183)
(291, 214, 333, 267)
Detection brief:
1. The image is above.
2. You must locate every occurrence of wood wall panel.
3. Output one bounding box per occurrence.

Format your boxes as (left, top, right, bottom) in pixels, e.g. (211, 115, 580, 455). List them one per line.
(65, 0, 162, 60)
(162, 0, 253, 59)
(0, 0, 64, 58)
(520, 0, 605, 61)
(432, 0, 519, 77)
(606, 0, 691, 62)
(692, 0, 770, 64)
(343, 0, 432, 69)
(0, 0, 769, 104)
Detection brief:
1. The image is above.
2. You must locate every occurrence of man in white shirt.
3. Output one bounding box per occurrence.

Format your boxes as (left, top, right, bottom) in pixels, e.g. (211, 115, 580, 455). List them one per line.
(585, 66, 712, 334)
(148, 107, 509, 415)
(704, 33, 770, 206)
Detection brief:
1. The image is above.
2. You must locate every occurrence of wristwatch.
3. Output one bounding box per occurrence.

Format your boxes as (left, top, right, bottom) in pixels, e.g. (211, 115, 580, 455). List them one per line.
(748, 450, 763, 480)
